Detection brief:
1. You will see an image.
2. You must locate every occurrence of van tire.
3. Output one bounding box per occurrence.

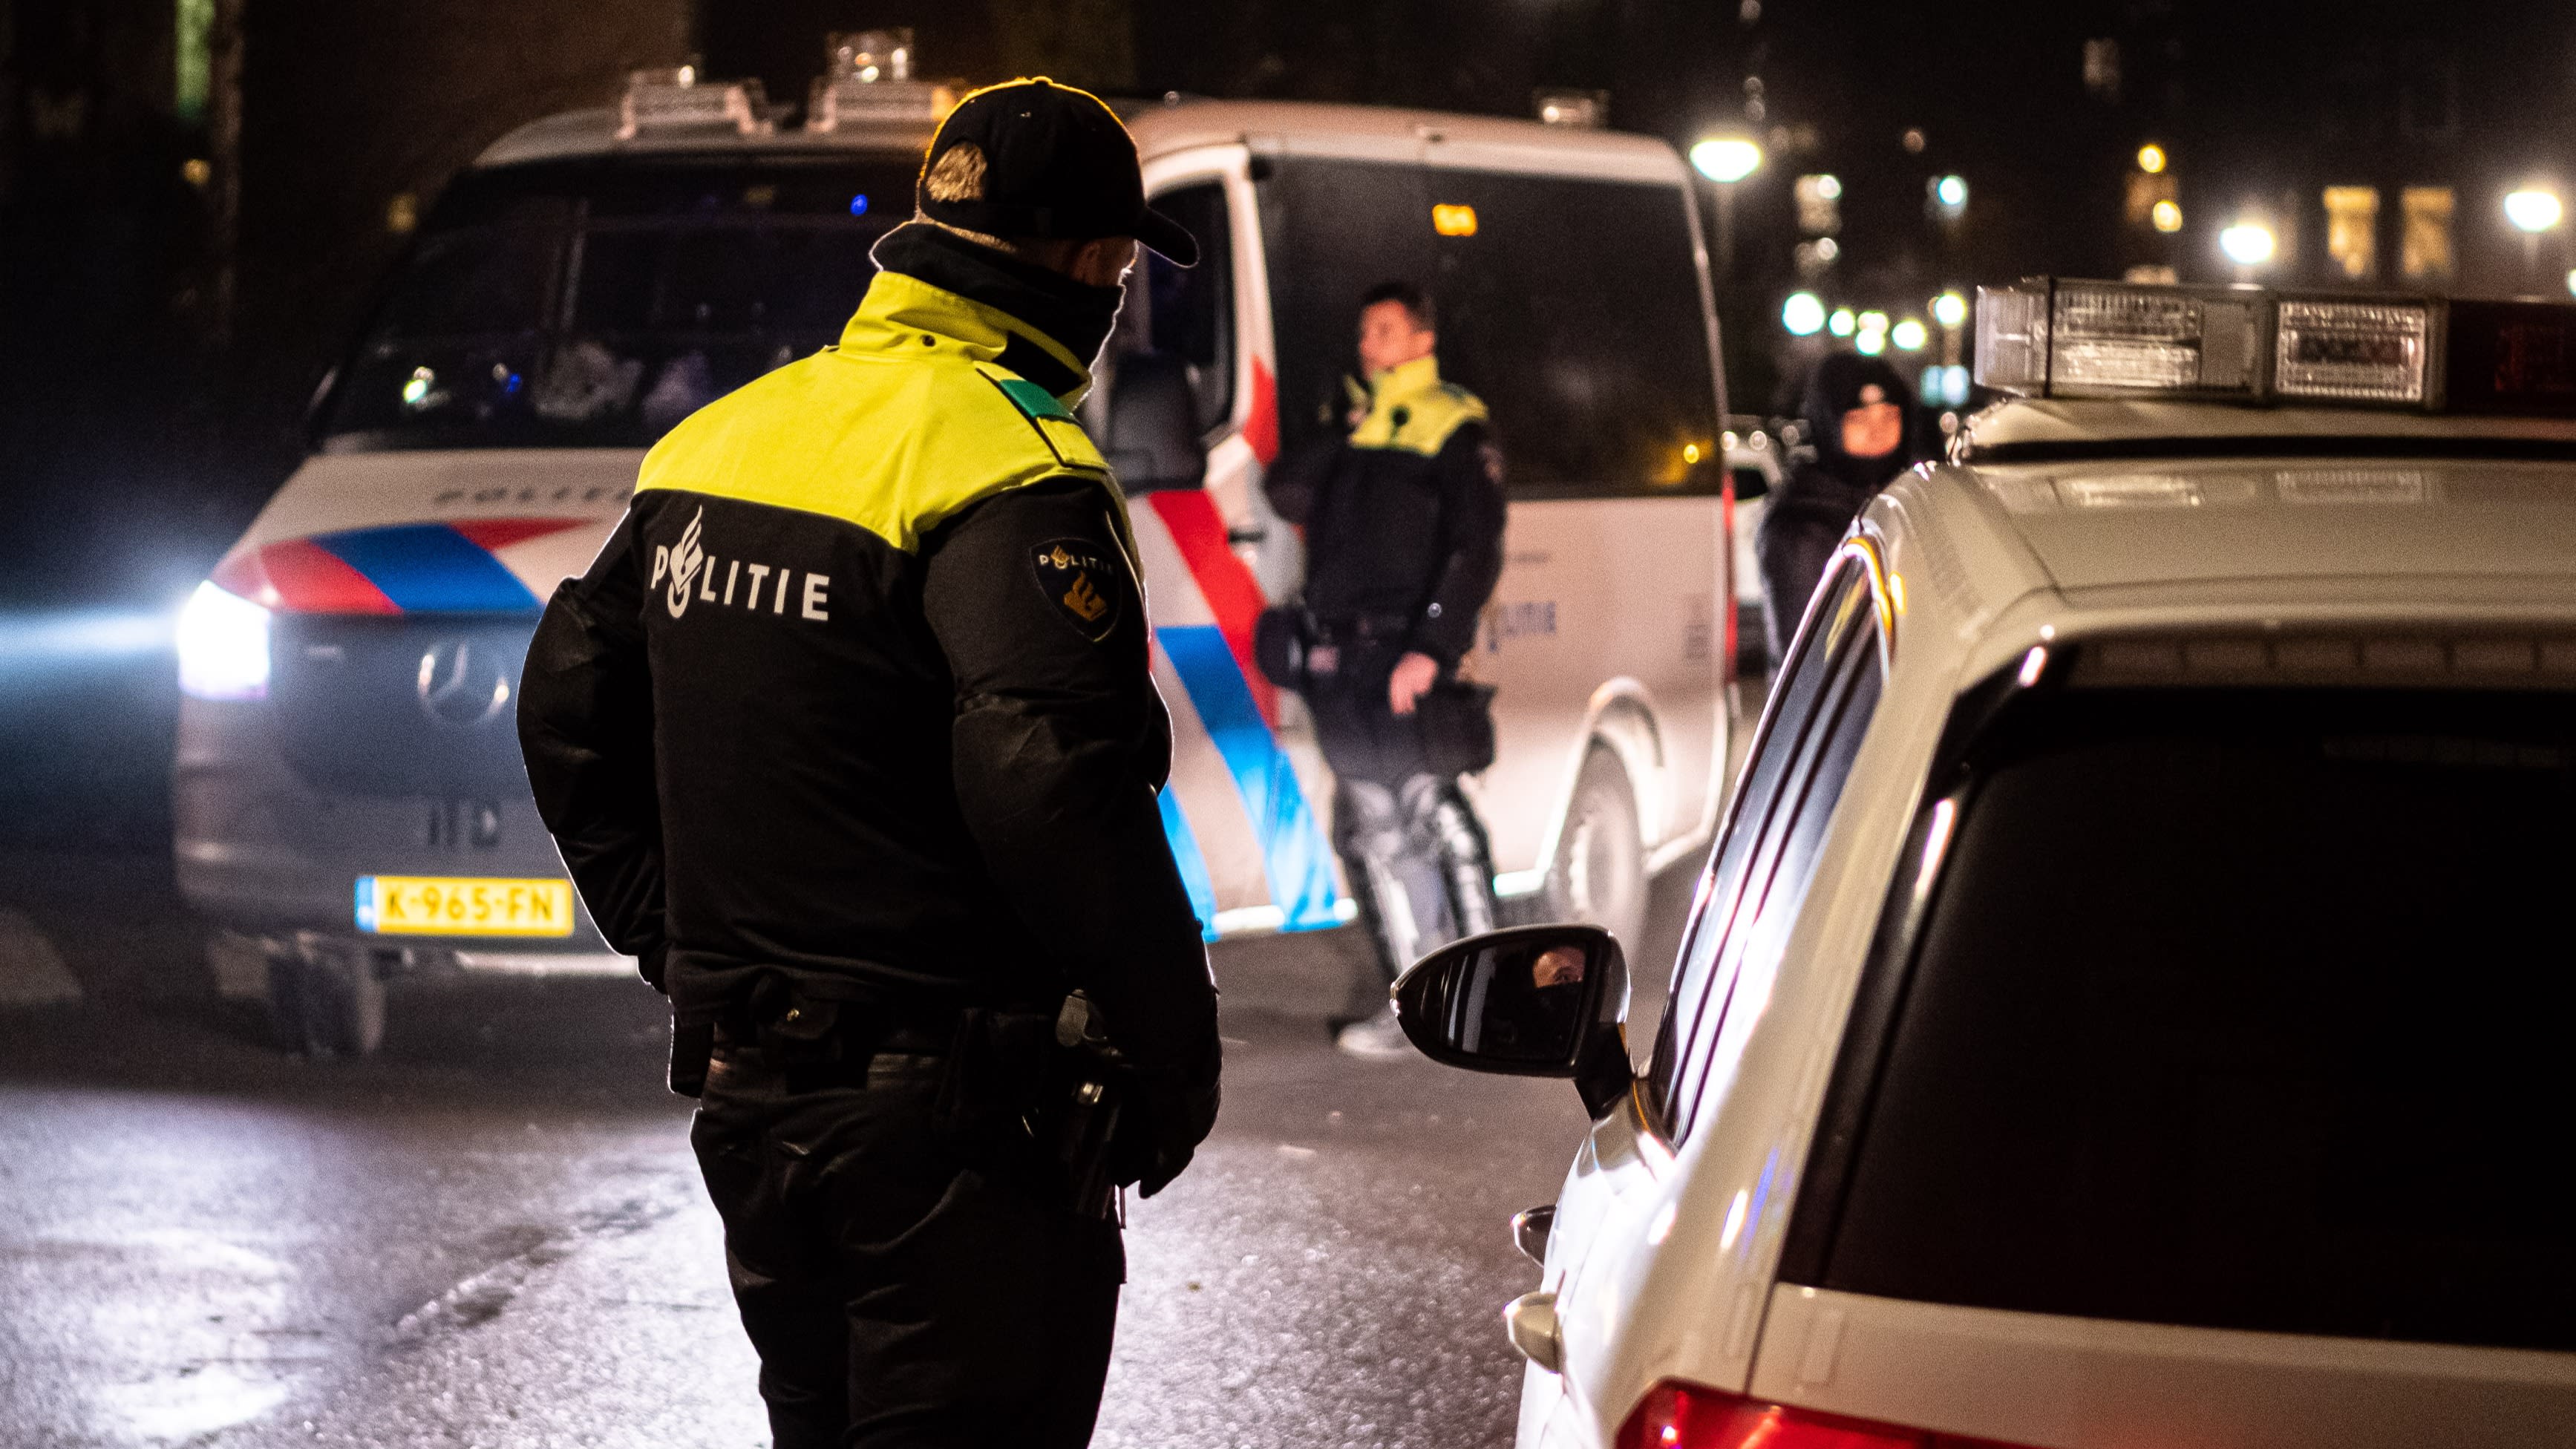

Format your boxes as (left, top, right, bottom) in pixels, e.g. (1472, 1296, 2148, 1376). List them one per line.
(1549, 747, 1647, 952)
(267, 945, 386, 1059)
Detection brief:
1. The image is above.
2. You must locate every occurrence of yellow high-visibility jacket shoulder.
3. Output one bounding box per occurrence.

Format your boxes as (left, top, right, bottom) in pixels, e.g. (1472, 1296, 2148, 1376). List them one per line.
(636, 269, 1117, 556)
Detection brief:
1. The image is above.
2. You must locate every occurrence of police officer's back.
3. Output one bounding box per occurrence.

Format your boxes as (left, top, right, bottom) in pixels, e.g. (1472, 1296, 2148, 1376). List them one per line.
(518, 79, 1219, 1448)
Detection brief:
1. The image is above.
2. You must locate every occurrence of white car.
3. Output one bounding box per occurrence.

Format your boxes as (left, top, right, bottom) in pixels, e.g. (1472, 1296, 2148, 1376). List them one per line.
(1396, 278, 2576, 1448)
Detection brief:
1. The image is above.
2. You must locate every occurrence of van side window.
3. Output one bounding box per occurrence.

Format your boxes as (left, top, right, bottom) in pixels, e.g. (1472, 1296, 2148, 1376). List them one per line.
(1648, 560, 1884, 1142)
(1425, 171, 1722, 499)
(1259, 156, 1719, 497)
(1142, 182, 1234, 433)
(1260, 157, 1434, 453)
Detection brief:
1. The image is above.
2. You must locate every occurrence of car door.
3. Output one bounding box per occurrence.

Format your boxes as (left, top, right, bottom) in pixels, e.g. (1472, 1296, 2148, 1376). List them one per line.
(1525, 558, 1887, 1447)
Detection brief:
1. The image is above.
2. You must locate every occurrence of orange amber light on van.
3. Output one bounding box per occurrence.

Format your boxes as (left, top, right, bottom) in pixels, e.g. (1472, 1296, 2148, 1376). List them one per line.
(1432, 203, 1479, 236)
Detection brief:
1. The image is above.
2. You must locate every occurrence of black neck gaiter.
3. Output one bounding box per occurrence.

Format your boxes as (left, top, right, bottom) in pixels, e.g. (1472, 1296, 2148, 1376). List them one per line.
(869, 222, 1125, 396)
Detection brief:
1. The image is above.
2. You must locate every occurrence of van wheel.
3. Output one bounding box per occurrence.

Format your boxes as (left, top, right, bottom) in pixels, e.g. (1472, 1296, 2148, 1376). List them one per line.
(1549, 747, 1647, 951)
(267, 944, 386, 1058)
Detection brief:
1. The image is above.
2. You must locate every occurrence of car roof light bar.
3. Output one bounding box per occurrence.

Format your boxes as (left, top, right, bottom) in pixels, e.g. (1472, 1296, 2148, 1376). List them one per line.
(618, 67, 774, 140)
(806, 30, 957, 131)
(1975, 278, 2576, 416)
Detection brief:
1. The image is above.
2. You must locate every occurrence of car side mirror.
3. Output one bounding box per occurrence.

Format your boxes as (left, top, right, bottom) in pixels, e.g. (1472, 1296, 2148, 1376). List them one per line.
(1102, 350, 1206, 494)
(1391, 923, 1633, 1119)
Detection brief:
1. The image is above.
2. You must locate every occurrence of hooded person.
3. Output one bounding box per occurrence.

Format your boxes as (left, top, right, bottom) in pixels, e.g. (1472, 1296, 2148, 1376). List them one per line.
(1754, 352, 1918, 663)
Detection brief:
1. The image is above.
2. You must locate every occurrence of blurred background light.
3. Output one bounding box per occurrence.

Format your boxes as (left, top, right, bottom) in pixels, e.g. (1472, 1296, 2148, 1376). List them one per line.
(1932, 291, 1969, 328)
(1920, 364, 1972, 408)
(2505, 188, 2563, 234)
(2136, 143, 2168, 174)
(1781, 291, 1826, 336)
(1828, 307, 1856, 338)
(1690, 137, 1763, 183)
(1934, 174, 1968, 209)
(2219, 220, 2277, 266)
(2152, 198, 2184, 233)
(1892, 318, 1929, 351)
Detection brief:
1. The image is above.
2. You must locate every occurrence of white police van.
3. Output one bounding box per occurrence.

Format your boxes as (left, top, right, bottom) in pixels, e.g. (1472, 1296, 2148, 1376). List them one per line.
(1393, 278, 2576, 1448)
(173, 59, 1740, 1053)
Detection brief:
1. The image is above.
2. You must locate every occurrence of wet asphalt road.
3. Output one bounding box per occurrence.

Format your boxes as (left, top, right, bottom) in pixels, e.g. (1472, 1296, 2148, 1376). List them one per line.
(0, 849, 1696, 1449)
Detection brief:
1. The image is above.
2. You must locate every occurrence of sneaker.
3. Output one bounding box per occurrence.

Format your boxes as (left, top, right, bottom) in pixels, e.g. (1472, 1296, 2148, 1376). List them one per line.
(1335, 1004, 1414, 1060)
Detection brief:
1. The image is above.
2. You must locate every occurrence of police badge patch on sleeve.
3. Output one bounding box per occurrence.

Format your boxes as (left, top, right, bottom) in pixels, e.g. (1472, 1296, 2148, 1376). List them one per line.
(1031, 539, 1122, 642)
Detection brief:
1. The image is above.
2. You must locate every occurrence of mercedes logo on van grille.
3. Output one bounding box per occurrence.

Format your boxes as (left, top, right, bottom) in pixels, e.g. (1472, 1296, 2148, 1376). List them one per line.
(416, 638, 511, 727)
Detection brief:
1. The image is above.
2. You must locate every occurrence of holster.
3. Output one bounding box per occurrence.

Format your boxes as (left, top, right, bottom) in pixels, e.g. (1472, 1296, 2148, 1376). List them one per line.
(929, 1006, 1054, 1144)
(1035, 992, 1132, 1221)
(668, 1018, 713, 1098)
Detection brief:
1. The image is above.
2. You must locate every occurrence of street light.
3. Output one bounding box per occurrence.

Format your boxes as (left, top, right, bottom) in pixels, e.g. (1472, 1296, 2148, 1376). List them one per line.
(1782, 291, 1827, 336)
(2505, 188, 2564, 234)
(1934, 174, 1968, 209)
(1932, 290, 1969, 329)
(1892, 318, 1929, 352)
(2219, 220, 2277, 268)
(1690, 137, 1762, 183)
(1692, 136, 1762, 285)
(2136, 143, 2167, 174)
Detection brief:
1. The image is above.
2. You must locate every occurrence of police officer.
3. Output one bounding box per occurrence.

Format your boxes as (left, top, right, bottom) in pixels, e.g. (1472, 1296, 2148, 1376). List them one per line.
(1756, 352, 1916, 662)
(517, 79, 1220, 1448)
(1272, 281, 1508, 1058)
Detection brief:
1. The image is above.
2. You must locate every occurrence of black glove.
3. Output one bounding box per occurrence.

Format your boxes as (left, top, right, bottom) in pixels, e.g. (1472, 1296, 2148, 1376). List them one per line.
(636, 940, 670, 994)
(1114, 1065, 1221, 1197)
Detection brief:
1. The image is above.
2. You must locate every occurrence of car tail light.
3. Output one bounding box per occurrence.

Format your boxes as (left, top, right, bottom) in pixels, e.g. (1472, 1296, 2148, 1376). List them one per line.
(1615, 1381, 2028, 1449)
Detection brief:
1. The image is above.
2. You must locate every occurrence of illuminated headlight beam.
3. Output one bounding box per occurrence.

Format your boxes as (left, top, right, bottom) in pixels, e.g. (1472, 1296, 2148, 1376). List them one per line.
(174, 582, 272, 701)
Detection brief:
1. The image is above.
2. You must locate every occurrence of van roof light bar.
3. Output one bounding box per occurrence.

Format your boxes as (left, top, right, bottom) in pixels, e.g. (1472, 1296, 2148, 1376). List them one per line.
(1975, 278, 2576, 417)
(618, 67, 773, 140)
(806, 30, 957, 131)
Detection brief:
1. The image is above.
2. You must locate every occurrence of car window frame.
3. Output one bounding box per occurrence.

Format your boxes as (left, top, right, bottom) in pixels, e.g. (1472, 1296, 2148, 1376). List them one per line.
(1647, 538, 1892, 1142)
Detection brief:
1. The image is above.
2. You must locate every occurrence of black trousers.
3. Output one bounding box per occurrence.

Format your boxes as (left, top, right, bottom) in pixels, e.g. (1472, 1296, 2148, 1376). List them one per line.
(689, 1046, 1125, 1448)
(1754, 477, 1871, 664)
(1302, 646, 1496, 981)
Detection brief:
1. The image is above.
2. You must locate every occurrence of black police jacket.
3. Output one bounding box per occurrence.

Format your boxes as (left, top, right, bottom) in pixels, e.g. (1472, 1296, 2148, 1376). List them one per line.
(517, 225, 1218, 1177)
(1273, 356, 1507, 669)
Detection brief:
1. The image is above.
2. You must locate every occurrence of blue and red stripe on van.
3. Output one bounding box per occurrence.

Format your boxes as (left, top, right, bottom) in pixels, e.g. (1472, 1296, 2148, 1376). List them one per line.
(212, 518, 590, 615)
(1142, 491, 1339, 935)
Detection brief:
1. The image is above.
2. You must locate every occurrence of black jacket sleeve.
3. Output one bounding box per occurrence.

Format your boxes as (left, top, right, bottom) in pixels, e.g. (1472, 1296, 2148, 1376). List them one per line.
(1409, 419, 1509, 666)
(1261, 435, 1343, 528)
(919, 477, 1221, 1195)
(517, 509, 668, 988)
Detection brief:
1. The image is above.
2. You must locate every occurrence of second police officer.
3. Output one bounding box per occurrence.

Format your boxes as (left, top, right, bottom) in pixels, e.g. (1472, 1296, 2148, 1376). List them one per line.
(518, 79, 1220, 1448)
(1269, 281, 1509, 1058)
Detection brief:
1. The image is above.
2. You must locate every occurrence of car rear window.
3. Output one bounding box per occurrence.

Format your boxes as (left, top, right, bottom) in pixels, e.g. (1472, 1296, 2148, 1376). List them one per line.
(1822, 681, 2576, 1352)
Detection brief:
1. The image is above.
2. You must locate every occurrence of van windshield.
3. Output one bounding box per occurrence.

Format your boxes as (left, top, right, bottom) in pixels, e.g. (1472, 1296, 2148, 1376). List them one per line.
(319, 157, 913, 451)
(1823, 681, 2576, 1352)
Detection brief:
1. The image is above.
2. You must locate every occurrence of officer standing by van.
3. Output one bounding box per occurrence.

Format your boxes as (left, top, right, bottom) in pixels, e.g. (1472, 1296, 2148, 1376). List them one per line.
(518, 79, 1220, 1448)
(1269, 281, 1508, 1059)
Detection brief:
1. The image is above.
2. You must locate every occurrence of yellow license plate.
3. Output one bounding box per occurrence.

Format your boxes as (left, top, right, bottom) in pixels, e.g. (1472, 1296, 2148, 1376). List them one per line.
(356, 876, 575, 937)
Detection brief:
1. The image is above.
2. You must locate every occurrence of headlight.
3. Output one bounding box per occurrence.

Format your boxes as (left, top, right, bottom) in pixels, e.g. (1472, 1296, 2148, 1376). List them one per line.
(176, 581, 271, 701)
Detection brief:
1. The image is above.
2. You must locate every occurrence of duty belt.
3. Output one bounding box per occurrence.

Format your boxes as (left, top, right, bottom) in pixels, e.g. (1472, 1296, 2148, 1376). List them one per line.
(1312, 612, 1415, 645)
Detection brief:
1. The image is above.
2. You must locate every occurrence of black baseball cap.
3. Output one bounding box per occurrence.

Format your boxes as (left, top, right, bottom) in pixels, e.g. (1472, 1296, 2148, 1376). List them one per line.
(916, 78, 1199, 268)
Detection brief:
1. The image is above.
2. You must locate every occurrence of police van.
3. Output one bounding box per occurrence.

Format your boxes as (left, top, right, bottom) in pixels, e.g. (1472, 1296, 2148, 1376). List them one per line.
(1393, 278, 2576, 1448)
(172, 58, 1739, 1053)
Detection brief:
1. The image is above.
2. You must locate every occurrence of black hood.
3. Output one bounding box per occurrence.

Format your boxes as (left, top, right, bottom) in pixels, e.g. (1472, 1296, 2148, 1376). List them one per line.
(1799, 351, 1917, 492)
